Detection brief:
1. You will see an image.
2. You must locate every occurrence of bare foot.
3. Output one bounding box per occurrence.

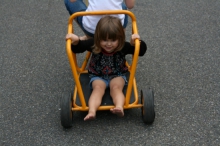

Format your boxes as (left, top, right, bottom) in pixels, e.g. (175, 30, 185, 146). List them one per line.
(110, 107, 124, 117)
(84, 112, 96, 121)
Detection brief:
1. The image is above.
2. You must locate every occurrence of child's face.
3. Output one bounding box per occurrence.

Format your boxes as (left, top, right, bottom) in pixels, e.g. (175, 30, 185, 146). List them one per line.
(100, 39, 119, 53)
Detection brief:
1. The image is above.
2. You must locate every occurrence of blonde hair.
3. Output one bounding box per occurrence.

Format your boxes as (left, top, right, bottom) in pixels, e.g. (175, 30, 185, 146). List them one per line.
(93, 16, 125, 54)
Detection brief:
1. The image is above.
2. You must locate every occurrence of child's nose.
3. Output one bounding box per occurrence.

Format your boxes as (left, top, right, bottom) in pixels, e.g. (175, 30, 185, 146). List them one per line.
(107, 41, 111, 45)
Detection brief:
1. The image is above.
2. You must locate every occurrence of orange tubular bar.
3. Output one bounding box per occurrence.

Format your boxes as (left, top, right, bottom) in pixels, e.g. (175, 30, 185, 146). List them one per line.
(66, 10, 140, 110)
(72, 104, 143, 111)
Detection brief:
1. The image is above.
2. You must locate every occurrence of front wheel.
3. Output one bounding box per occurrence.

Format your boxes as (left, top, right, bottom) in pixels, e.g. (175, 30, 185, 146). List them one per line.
(141, 87, 155, 124)
(60, 92, 73, 128)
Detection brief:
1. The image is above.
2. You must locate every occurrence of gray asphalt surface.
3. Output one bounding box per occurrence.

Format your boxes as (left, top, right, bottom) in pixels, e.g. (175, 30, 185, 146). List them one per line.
(1, 0, 219, 145)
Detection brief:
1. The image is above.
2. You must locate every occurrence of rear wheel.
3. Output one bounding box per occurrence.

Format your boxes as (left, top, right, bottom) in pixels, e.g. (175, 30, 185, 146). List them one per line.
(60, 92, 73, 128)
(141, 87, 155, 124)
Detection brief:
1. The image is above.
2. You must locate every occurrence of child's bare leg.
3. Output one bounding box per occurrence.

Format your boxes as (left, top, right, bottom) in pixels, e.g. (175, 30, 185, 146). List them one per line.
(84, 80, 106, 121)
(109, 77, 125, 117)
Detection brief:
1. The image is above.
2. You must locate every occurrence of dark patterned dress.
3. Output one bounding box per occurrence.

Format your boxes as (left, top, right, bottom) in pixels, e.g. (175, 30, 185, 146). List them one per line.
(71, 38, 147, 79)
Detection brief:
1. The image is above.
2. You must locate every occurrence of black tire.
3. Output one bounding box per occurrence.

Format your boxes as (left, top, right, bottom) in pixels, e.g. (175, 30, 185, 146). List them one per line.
(60, 92, 73, 128)
(141, 87, 155, 124)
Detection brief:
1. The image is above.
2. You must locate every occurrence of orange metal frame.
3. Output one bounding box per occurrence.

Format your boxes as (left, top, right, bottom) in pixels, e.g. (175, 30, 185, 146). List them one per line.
(66, 10, 143, 111)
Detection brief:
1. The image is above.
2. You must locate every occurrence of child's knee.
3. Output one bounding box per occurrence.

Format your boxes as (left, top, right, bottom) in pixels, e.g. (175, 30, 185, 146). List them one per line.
(93, 85, 103, 90)
(110, 85, 123, 96)
(111, 85, 121, 91)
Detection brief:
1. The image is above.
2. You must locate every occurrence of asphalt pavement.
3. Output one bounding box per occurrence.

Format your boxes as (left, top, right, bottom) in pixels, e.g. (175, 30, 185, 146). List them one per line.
(1, 0, 219, 145)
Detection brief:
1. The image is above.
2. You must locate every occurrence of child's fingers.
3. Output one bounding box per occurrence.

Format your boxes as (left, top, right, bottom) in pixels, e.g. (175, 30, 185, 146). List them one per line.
(130, 34, 141, 46)
(132, 34, 140, 40)
(66, 34, 71, 39)
(66, 33, 74, 40)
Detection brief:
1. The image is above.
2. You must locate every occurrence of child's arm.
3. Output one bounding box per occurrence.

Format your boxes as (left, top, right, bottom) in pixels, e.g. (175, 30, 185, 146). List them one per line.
(66, 33, 94, 53)
(123, 34, 147, 56)
(124, 0, 136, 9)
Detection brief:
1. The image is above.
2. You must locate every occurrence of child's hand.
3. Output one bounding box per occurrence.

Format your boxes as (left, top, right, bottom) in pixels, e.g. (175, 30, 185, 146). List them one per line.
(66, 33, 79, 45)
(130, 34, 140, 46)
(124, 0, 136, 9)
